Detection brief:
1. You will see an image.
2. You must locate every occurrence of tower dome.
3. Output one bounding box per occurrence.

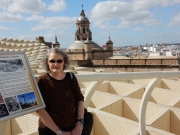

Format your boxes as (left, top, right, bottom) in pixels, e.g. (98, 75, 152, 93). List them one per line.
(77, 10, 89, 22)
(106, 36, 113, 44)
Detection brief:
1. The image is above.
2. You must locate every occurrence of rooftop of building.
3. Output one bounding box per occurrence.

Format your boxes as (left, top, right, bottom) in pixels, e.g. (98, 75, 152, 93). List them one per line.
(68, 40, 101, 49)
(146, 56, 177, 59)
(108, 56, 132, 59)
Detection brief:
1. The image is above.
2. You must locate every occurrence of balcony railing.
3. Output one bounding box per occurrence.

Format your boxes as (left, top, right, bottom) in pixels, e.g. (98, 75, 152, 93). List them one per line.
(3, 71, 180, 135)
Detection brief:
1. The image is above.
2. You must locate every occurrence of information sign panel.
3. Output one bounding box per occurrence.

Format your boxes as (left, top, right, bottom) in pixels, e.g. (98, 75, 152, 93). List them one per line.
(0, 51, 45, 122)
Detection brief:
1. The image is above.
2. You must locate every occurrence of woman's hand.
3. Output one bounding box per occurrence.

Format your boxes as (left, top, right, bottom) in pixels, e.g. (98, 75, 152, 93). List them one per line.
(71, 123, 83, 135)
(62, 131, 72, 135)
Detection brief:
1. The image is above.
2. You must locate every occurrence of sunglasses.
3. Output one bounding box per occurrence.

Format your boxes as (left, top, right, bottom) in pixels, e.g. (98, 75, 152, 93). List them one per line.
(49, 59, 63, 63)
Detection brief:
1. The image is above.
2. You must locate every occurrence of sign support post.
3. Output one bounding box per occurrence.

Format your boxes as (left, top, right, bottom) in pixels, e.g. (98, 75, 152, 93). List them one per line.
(0, 121, 8, 135)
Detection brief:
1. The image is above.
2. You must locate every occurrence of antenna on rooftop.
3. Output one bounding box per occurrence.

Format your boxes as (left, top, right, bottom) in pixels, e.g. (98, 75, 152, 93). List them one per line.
(82, 4, 83, 10)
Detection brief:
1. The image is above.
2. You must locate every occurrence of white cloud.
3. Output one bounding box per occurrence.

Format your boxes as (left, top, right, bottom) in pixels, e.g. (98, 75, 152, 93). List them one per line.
(1, 0, 67, 13)
(145, 33, 169, 37)
(13, 33, 36, 40)
(7, 0, 46, 14)
(133, 27, 143, 31)
(132, 0, 180, 11)
(143, 32, 180, 40)
(99, 31, 109, 34)
(111, 30, 121, 33)
(168, 13, 180, 27)
(25, 14, 45, 21)
(0, 0, 14, 6)
(90, 1, 132, 19)
(0, 26, 16, 30)
(13, 31, 74, 48)
(92, 19, 113, 29)
(31, 16, 77, 31)
(89, 0, 179, 29)
(43, 30, 66, 41)
(43, 30, 75, 48)
(47, 0, 67, 12)
(118, 10, 161, 28)
(0, 12, 23, 22)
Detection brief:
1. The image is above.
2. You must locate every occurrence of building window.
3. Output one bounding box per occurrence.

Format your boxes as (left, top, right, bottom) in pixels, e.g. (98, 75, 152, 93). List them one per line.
(79, 28, 80, 33)
(83, 28, 85, 33)
(77, 36, 80, 40)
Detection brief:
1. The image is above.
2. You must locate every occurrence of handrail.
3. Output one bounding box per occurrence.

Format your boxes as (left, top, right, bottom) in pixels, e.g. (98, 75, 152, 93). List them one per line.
(75, 71, 180, 82)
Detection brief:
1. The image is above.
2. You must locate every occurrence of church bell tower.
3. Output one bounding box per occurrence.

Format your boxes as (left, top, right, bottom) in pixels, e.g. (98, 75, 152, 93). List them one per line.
(75, 5, 92, 41)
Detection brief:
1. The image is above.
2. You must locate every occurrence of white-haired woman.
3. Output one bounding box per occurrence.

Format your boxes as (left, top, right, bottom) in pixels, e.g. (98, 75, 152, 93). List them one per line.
(36, 48, 84, 135)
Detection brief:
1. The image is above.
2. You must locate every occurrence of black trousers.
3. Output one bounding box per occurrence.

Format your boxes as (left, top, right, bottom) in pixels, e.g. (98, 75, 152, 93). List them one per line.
(38, 126, 75, 135)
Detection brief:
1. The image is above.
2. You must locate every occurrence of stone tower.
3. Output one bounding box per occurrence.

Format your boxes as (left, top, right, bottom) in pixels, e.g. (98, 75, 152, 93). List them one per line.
(75, 7, 92, 41)
(35, 36, 45, 43)
(106, 36, 113, 51)
(84, 37, 92, 60)
(106, 36, 113, 57)
(35, 36, 52, 48)
(53, 35, 60, 48)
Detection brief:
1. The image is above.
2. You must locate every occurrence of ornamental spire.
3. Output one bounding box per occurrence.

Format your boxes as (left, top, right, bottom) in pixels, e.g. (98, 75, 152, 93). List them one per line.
(80, 4, 85, 17)
(54, 34, 59, 44)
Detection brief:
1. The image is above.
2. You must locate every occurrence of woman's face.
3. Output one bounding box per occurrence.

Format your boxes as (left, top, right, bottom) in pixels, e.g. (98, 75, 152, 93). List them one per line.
(47, 52, 64, 74)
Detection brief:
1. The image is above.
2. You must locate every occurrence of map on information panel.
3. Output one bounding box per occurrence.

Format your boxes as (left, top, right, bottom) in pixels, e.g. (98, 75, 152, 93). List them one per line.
(0, 52, 45, 122)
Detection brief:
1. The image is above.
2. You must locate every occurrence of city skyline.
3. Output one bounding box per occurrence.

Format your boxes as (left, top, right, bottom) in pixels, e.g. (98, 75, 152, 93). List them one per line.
(0, 0, 180, 48)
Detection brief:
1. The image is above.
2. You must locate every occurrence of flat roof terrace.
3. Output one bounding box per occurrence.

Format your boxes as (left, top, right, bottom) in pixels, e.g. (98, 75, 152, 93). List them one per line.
(3, 71, 180, 135)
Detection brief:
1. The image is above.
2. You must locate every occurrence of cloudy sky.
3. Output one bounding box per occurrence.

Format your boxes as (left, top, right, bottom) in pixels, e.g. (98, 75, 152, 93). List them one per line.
(0, 0, 180, 48)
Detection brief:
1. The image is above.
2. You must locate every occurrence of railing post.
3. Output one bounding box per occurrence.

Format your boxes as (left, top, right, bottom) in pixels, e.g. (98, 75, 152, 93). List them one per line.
(139, 78, 162, 135)
(84, 81, 103, 108)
